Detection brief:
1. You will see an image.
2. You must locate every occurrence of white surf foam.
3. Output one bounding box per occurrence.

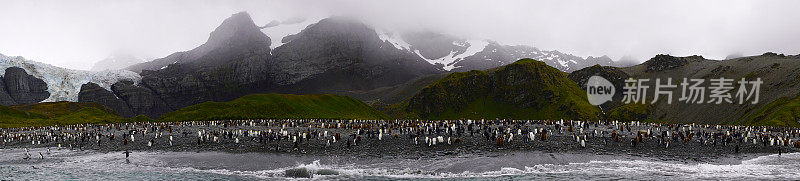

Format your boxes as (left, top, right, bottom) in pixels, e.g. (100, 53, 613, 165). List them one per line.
(3, 149, 799, 180)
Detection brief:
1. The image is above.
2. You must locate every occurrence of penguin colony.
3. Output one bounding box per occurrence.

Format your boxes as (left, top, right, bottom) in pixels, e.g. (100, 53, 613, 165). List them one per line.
(2, 119, 799, 156)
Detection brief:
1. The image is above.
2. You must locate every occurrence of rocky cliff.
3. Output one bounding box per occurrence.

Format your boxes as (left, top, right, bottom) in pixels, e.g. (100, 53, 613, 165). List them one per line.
(0, 67, 50, 105)
(3, 67, 50, 104)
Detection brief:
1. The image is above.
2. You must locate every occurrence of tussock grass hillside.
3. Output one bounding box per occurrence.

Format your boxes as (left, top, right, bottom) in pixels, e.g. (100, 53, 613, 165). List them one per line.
(158, 93, 390, 122)
(0, 101, 147, 128)
(400, 58, 601, 120)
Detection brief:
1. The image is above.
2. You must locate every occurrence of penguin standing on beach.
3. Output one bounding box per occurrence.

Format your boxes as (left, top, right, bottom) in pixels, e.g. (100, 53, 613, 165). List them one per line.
(426, 137, 431, 147)
(540, 131, 547, 141)
(23, 148, 30, 160)
(580, 138, 586, 148)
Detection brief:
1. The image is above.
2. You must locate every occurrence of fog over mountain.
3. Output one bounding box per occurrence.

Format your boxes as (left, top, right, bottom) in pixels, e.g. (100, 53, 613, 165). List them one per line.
(1, 0, 799, 70)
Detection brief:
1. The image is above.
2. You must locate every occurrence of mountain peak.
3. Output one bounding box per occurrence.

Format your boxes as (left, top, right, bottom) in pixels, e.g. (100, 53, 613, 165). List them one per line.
(304, 16, 371, 35)
(126, 12, 271, 72)
(204, 12, 270, 50)
(643, 54, 692, 72)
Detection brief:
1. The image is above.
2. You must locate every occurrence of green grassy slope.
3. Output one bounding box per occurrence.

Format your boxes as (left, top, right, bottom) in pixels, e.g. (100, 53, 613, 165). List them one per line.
(1, 94, 388, 127)
(158, 93, 390, 122)
(741, 94, 800, 127)
(11, 101, 117, 117)
(400, 58, 601, 120)
(606, 103, 653, 122)
(0, 101, 144, 128)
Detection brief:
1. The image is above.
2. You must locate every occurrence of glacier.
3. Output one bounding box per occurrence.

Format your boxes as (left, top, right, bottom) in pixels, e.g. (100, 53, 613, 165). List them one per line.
(0, 53, 141, 102)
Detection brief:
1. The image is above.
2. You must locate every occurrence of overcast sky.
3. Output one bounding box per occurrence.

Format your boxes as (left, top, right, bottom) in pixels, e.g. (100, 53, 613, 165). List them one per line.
(1, 0, 799, 70)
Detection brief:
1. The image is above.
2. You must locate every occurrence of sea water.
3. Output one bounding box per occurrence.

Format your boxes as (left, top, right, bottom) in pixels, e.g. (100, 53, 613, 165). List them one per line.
(1, 148, 798, 180)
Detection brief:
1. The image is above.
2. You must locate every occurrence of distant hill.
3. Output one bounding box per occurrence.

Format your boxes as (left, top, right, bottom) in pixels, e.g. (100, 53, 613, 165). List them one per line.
(398, 58, 601, 120)
(158, 93, 390, 122)
(569, 53, 800, 127)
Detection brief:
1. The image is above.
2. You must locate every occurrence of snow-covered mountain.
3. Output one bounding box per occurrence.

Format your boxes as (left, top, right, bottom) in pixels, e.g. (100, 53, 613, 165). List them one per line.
(0, 12, 618, 116)
(376, 31, 489, 71)
(260, 19, 616, 72)
(110, 12, 621, 118)
(377, 31, 616, 72)
(90, 54, 149, 71)
(130, 14, 617, 74)
(0, 53, 141, 102)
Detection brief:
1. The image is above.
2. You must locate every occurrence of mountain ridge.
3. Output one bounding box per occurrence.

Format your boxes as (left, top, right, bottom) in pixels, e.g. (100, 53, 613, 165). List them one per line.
(569, 53, 800, 126)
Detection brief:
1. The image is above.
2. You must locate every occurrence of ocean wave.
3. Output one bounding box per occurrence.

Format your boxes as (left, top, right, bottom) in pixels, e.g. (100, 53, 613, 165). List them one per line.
(164, 153, 800, 180)
(2, 149, 799, 180)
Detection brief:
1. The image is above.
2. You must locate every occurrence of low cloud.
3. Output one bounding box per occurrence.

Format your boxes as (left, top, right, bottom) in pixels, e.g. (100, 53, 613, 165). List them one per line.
(1, 0, 798, 70)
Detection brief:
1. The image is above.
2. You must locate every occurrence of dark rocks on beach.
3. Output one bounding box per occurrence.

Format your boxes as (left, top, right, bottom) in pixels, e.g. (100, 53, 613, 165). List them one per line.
(284, 167, 313, 178)
(315, 169, 339, 176)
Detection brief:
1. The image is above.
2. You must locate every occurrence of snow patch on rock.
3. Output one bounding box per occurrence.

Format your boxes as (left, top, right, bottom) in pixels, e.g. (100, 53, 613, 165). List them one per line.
(426, 40, 489, 71)
(260, 16, 324, 51)
(377, 30, 413, 51)
(377, 31, 489, 71)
